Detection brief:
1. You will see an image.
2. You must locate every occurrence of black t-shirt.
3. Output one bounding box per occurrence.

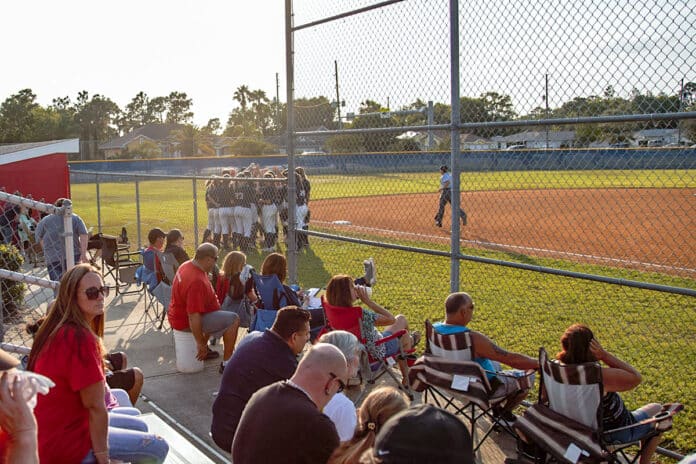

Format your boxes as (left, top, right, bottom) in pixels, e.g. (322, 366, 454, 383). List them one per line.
(211, 331, 298, 452)
(232, 381, 339, 464)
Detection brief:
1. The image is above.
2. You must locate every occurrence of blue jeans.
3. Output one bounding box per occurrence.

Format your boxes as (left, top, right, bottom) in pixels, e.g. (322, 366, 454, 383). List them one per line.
(47, 254, 81, 282)
(108, 412, 149, 432)
(380, 331, 401, 357)
(81, 427, 169, 464)
(605, 409, 654, 444)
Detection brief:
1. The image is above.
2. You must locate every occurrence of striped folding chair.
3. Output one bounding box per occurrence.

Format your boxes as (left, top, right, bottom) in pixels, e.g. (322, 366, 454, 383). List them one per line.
(514, 348, 683, 463)
(408, 320, 535, 451)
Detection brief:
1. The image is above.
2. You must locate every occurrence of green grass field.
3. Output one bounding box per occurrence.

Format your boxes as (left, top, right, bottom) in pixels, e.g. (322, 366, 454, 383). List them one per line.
(70, 169, 696, 454)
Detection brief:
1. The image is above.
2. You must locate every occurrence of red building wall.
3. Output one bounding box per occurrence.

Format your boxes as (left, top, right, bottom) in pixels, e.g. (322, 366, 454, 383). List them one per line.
(0, 153, 70, 203)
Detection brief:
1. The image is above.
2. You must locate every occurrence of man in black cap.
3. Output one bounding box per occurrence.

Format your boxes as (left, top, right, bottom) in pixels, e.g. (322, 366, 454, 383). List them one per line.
(434, 165, 467, 228)
(369, 404, 474, 463)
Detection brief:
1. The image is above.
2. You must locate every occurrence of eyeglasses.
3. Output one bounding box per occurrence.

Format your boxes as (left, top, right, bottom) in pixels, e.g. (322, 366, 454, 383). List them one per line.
(84, 286, 109, 300)
(328, 372, 346, 393)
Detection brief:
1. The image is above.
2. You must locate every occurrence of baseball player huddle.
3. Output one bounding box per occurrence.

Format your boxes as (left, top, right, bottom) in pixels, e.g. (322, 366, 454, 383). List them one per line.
(202, 164, 311, 253)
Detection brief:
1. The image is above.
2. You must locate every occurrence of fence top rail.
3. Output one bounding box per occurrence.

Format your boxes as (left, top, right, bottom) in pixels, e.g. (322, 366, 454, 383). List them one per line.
(0, 191, 58, 215)
(70, 171, 288, 182)
(294, 111, 696, 137)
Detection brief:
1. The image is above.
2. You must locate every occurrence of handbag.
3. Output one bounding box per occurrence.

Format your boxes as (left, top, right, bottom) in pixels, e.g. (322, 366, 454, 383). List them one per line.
(221, 294, 254, 328)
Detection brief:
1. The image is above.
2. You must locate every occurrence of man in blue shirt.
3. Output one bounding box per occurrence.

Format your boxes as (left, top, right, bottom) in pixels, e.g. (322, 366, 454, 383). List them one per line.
(210, 306, 311, 452)
(433, 292, 538, 421)
(34, 198, 88, 282)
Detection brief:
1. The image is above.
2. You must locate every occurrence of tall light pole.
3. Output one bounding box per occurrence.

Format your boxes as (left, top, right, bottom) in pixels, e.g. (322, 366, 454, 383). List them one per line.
(545, 73, 550, 149)
(334, 60, 342, 129)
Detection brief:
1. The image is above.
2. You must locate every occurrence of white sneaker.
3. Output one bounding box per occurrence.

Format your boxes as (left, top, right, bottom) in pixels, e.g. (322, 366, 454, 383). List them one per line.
(363, 258, 376, 286)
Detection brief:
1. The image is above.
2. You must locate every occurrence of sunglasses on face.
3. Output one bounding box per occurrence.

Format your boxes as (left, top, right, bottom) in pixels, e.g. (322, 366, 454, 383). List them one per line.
(84, 286, 109, 300)
(328, 372, 346, 393)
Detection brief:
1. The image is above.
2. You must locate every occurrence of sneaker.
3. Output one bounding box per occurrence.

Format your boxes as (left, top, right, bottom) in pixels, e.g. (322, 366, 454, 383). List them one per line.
(435, 221, 442, 227)
(363, 258, 376, 286)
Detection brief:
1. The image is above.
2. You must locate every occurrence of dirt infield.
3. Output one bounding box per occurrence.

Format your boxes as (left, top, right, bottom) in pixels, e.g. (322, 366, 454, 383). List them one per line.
(311, 188, 696, 278)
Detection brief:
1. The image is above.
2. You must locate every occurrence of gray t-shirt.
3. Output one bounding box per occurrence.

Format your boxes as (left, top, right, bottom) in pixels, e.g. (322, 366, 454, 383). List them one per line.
(35, 213, 88, 263)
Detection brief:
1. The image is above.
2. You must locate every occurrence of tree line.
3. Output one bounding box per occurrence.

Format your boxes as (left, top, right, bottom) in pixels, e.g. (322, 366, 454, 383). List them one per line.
(0, 83, 694, 159)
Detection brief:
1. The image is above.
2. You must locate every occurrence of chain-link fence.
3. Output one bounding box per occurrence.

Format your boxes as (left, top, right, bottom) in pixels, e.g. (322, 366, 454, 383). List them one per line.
(286, 0, 696, 457)
(0, 193, 66, 353)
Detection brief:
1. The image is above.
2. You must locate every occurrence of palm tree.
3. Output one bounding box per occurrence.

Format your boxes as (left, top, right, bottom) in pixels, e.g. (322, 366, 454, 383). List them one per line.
(233, 85, 250, 111)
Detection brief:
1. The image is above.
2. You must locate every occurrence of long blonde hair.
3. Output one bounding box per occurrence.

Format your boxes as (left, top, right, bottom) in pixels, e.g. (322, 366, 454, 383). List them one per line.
(27, 264, 105, 371)
(328, 386, 409, 464)
(221, 251, 246, 278)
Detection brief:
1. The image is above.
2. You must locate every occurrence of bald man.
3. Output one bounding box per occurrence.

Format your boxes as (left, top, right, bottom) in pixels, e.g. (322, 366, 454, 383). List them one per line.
(232, 344, 347, 463)
(168, 243, 240, 373)
(434, 292, 538, 421)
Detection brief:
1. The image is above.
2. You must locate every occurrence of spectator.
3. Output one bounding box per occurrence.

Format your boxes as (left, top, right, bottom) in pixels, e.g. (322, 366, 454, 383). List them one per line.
(145, 227, 167, 283)
(34, 198, 89, 282)
(232, 343, 347, 464)
(328, 386, 409, 464)
(325, 274, 419, 385)
(16, 205, 38, 259)
(556, 324, 669, 464)
(26, 319, 144, 407)
(164, 228, 190, 268)
(319, 330, 362, 442)
(433, 292, 538, 421)
(0, 350, 40, 464)
(27, 264, 169, 464)
(0, 192, 20, 246)
(211, 305, 311, 452)
(260, 252, 302, 306)
(364, 404, 474, 464)
(214, 251, 257, 307)
(167, 243, 240, 373)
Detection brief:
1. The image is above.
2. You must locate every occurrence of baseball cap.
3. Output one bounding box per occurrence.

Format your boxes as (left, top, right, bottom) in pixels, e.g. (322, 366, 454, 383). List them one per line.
(439, 165, 448, 172)
(0, 349, 20, 371)
(373, 404, 473, 464)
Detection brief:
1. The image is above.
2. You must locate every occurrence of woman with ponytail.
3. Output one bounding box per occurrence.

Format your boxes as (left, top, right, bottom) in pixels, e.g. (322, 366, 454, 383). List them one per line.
(327, 386, 408, 464)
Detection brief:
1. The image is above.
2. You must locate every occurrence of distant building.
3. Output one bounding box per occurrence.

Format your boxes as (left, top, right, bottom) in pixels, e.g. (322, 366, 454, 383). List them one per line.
(491, 130, 576, 149)
(99, 123, 184, 158)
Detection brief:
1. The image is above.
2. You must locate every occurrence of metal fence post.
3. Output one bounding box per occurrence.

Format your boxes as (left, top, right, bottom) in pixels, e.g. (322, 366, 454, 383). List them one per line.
(286, 0, 298, 283)
(192, 177, 199, 248)
(95, 173, 102, 233)
(135, 178, 142, 249)
(62, 199, 75, 272)
(449, 0, 461, 292)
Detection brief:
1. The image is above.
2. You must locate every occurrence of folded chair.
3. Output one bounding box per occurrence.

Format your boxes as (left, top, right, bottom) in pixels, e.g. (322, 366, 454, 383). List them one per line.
(514, 348, 683, 464)
(135, 248, 171, 330)
(101, 234, 142, 295)
(321, 296, 413, 398)
(408, 320, 535, 451)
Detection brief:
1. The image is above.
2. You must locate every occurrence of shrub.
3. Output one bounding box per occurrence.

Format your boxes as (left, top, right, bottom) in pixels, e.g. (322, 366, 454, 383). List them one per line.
(0, 243, 26, 317)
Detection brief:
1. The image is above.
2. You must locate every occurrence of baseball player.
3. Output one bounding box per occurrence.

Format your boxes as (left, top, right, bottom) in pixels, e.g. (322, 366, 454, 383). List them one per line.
(434, 165, 467, 228)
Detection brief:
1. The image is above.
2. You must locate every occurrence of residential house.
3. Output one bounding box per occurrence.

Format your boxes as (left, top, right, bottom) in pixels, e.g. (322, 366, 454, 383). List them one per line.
(492, 130, 576, 149)
(99, 123, 184, 159)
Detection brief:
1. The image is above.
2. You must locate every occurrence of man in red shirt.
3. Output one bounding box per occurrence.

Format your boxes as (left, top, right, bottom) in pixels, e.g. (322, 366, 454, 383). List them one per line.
(168, 243, 240, 372)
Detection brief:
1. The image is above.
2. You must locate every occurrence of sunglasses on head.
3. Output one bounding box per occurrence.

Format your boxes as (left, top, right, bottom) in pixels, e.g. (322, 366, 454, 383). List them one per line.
(84, 286, 109, 300)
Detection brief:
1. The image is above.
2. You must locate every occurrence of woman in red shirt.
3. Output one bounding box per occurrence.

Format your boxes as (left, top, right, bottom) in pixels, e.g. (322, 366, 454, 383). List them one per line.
(28, 264, 169, 464)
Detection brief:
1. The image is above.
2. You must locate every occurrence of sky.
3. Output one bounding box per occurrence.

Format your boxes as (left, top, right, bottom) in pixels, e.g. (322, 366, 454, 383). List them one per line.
(1, 1, 287, 126)
(1, 1, 694, 129)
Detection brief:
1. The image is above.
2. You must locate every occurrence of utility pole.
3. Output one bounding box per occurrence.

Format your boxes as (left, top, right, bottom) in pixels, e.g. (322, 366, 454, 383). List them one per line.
(334, 60, 342, 129)
(276, 72, 280, 134)
(545, 73, 550, 149)
(427, 100, 434, 150)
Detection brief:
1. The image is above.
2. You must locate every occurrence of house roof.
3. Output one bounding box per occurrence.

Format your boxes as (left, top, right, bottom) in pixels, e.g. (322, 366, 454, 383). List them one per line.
(99, 123, 184, 150)
(634, 128, 678, 138)
(500, 130, 576, 143)
(0, 139, 78, 165)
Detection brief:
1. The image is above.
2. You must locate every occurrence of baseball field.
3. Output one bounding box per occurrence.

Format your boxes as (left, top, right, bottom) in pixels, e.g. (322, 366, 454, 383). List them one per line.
(70, 168, 696, 453)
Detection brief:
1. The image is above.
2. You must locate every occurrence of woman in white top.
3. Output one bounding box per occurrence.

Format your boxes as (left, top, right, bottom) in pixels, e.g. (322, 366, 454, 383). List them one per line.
(319, 330, 361, 441)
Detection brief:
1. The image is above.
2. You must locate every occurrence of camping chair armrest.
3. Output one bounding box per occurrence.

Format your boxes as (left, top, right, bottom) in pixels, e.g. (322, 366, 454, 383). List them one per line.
(487, 368, 537, 379)
(375, 329, 407, 346)
(602, 403, 683, 436)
